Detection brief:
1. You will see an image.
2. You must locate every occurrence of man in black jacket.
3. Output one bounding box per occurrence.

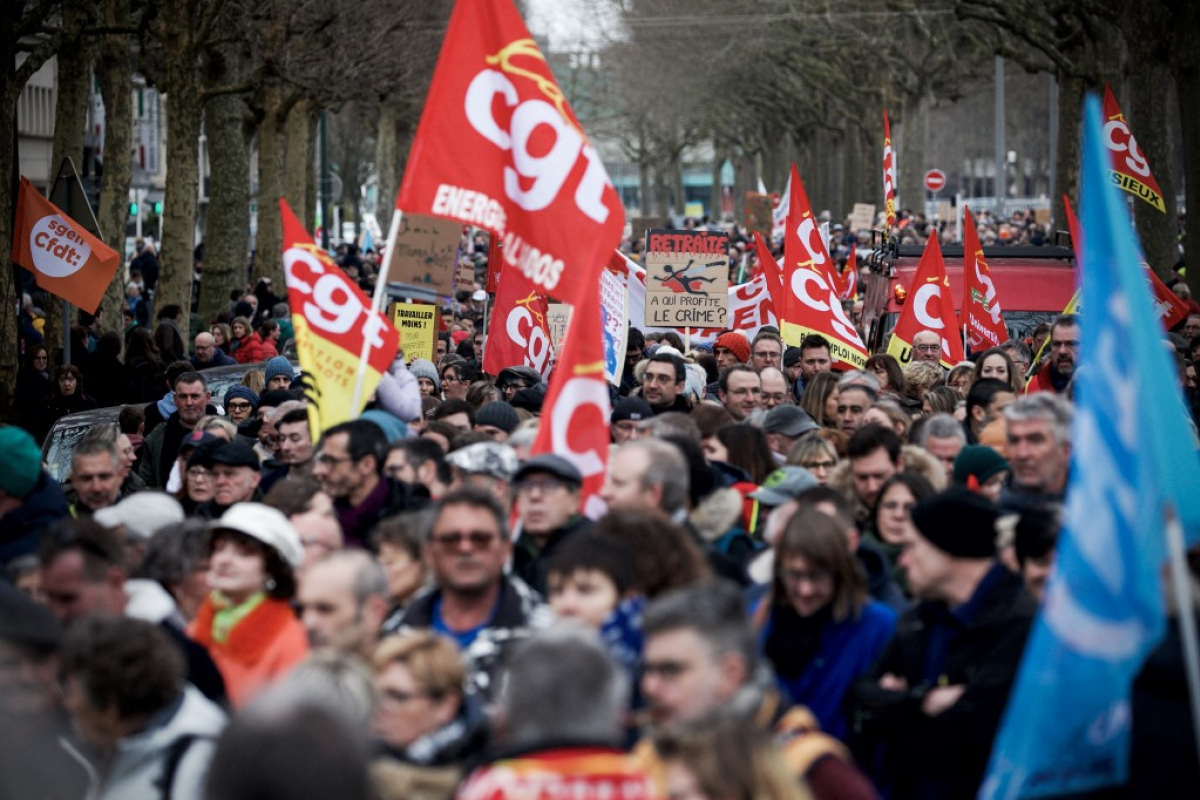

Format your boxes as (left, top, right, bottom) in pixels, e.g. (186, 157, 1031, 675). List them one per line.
(849, 488, 1036, 800)
(641, 353, 691, 415)
(511, 455, 592, 595)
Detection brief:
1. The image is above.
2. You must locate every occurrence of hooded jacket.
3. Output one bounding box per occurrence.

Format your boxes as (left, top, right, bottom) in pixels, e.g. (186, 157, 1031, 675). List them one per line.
(0, 470, 69, 565)
(60, 684, 226, 800)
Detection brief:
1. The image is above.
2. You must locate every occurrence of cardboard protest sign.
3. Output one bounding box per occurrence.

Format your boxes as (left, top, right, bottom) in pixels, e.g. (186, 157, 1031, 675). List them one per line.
(455, 258, 476, 293)
(847, 203, 876, 233)
(11, 176, 120, 314)
(547, 303, 571, 352)
(384, 213, 462, 293)
(744, 193, 773, 239)
(644, 229, 729, 329)
(281, 200, 399, 431)
(390, 302, 439, 364)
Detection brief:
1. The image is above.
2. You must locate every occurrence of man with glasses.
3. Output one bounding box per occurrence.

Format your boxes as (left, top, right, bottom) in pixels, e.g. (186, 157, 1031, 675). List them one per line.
(139, 372, 212, 489)
(641, 353, 691, 415)
(1025, 314, 1080, 395)
(750, 331, 784, 372)
(911, 329, 945, 365)
(190, 332, 236, 368)
(759, 367, 791, 410)
(384, 487, 550, 700)
(189, 441, 263, 519)
(511, 455, 591, 594)
(496, 365, 541, 402)
(311, 420, 429, 547)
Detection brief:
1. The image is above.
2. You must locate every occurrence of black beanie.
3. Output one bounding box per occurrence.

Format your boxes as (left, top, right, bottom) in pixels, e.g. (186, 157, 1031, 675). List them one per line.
(911, 487, 1000, 559)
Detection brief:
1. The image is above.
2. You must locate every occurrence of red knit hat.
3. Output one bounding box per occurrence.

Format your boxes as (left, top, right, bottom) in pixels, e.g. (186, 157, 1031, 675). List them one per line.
(715, 331, 750, 363)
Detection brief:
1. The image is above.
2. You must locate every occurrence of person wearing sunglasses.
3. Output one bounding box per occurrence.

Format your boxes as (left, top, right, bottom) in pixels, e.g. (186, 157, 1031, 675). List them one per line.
(382, 487, 548, 702)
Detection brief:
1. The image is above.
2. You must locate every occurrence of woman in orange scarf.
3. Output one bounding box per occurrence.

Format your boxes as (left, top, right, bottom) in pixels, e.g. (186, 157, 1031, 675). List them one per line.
(188, 503, 308, 707)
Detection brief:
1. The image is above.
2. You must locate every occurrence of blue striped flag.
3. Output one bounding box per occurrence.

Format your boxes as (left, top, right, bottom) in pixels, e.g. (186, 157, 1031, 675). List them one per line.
(979, 94, 1200, 798)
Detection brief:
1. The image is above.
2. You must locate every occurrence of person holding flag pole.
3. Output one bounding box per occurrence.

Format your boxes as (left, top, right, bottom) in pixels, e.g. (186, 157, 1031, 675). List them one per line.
(979, 94, 1200, 799)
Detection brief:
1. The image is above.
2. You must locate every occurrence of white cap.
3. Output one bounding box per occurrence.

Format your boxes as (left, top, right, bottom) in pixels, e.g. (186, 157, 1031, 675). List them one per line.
(472, 289, 487, 302)
(208, 503, 304, 569)
(94, 492, 185, 541)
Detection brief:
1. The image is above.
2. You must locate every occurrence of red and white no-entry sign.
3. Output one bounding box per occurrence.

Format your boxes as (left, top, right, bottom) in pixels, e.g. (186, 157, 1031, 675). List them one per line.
(924, 169, 947, 192)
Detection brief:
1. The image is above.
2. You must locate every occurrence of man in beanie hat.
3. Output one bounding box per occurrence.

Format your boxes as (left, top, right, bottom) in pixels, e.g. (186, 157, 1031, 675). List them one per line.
(610, 396, 652, 444)
(713, 331, 750, 370)
(849, 487, 1036, 799)
(0, 427, 69, 567)
(263, 356, 295, 392)
(474, 401, 520, 442)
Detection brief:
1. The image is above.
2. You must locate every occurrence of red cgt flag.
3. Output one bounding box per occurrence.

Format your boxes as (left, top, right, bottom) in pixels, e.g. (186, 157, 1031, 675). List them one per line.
(395, 0, 624, 308)
(962, 206, 1009, 352)
(883, 110, 897, 231)
(1102, 85, 1165, 213)
(483, 262, 554, 378)
(779, 165, 868, 370)
(10, 176, 120, 314)
(530, 293, 610, 519)
(885, 234, 964, 368)
(834, 240, 859, 301)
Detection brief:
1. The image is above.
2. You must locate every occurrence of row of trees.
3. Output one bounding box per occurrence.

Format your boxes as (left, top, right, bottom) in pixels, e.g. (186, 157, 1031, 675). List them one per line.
(579, 0, 1193, 288)
(2, 0, 1197, 415)
(1, 0, 451, 414)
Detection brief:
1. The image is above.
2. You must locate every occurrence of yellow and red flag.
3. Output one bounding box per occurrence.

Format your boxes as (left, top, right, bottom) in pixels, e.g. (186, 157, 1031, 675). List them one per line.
(883, 110, 897, 231)
(962, 206, 1009, 352)
(280, 200, 399, 431)
(1101, 85, 1165, 212)
(10, 176, 120, 313)
(833, 240, 859, 302)
(779, 165, 868, 370)
(395, 0, 624, 307)
(886, 234, 964, 368)
(530, 288, 610, 519)
(483, 262, 553, 378)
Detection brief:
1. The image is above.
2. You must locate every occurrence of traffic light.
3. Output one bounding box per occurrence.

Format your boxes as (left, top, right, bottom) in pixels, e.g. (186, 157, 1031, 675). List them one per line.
(153, 201, 162, 215)
(129, 201, 138, 216)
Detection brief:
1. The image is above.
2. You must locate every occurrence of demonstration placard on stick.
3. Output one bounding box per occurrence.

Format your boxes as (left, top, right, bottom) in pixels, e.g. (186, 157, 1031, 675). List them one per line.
(644, 229, 729, 329)
(390, 302, 439, 364)
(384, 214, 462, 294)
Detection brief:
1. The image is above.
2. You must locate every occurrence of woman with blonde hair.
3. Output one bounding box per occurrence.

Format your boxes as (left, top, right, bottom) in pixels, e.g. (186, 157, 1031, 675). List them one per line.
(656, 720, 816, 800)
(902, 361, 943, 403)
(786, 436, 839, 486)
(862, 399, 912, 440)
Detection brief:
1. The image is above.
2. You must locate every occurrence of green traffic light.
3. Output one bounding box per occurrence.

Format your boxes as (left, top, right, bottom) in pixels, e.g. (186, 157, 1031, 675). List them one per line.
(129, 201, 138, 216)
(153, 201, 162, 214)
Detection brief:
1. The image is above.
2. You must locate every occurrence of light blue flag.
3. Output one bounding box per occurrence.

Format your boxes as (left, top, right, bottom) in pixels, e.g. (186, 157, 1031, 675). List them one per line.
(362, 227, 375, 253)
(979, 94, 1200, 798)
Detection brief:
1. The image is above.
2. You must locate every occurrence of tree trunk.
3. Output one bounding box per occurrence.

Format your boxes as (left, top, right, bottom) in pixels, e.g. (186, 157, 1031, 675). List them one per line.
(47, 15, 94, 362)
(0, 64, 21, 418)
(375, 99, 399, 225)
(896, 95, 928, 217)
(1128, 60, 1178, 279)
(201, 87, 250, 325)
(254, 84, 285, 287)
(283, 98, 311, 230)
(96, 0, 133, 338)
(1052, 72, 1085, 237)
(1174, 0, 1200, 298)
(159, 50, 203, 331)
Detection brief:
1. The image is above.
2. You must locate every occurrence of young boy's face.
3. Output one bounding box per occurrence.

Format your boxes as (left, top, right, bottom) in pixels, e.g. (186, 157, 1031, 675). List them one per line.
(546, 568, 620, 629)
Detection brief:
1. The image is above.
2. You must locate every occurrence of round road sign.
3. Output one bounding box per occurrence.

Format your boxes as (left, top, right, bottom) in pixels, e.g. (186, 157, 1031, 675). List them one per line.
(924, 169, 947, 192)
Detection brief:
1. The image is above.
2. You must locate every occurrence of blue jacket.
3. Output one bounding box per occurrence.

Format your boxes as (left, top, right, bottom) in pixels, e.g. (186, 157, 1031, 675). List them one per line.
(762, 600, 896, 741)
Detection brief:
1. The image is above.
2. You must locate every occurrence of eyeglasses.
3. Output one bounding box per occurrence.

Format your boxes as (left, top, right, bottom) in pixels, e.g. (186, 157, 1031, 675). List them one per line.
(781, 567, 832, 586)
(226, 401, 253, 411)
(914, 344, 941, 354)
(514, 477, 567, 494)
(431, 531, 499, 549)
(315, 453, 353, 466)
(802, 460, 837, 471)
(187, 467, 213, 481)
(441, 374, 463, 383)
(753, 351, 781, 361)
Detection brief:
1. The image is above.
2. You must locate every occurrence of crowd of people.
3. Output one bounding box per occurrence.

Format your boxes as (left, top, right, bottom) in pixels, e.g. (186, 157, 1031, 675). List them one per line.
(2, 225, 1200, 800)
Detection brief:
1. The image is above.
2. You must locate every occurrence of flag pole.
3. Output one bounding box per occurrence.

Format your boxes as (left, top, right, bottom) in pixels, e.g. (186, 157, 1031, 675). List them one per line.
(1164, 503, 1200, 768)
(351, 207, 403, 413)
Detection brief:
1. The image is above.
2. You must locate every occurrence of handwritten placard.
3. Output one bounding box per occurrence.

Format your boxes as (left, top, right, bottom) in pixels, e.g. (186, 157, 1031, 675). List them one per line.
(644, 229, 729, 329)
(385, 214, 462, 294)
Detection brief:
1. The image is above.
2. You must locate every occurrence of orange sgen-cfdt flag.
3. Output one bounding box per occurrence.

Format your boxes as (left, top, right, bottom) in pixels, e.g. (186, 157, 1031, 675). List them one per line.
(886, 234, 964, 368)
(1101, 85, 1165, 212)
(962, 206, 1009, 352)
(779, 164, 868, 370)
(280, 200, 399, 431)
(11, 176, 119, 314)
